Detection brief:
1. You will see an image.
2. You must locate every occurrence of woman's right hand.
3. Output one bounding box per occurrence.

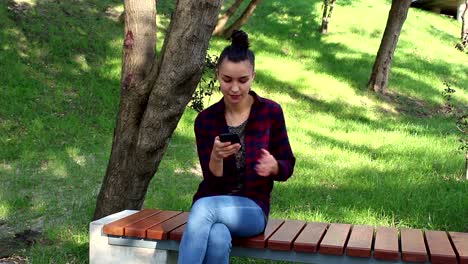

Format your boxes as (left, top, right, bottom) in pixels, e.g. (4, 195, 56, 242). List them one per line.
(211, 136, 241, 161)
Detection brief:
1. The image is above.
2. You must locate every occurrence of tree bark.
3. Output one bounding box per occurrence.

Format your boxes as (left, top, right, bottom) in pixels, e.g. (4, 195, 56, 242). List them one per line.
(462, 0, 468, 48)
(321, 0, 329, 34)
(367, 0, 411, 94)
(94, 0, 222, 220)
(213, 0, 244, 36)
(222, 0, 262, 38)
(465, 151, 468, 180)
(321, 0, 337, 34)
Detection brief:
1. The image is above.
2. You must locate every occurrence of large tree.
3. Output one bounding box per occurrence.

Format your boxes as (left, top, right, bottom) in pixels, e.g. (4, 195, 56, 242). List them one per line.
(93, 0, 222, 220)
(367, 0, 411, 93)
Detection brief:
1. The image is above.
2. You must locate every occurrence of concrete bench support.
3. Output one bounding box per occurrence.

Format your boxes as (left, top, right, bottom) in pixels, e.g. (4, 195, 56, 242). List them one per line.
(89, 210, 178, 264)
(108, 236, 413, 264)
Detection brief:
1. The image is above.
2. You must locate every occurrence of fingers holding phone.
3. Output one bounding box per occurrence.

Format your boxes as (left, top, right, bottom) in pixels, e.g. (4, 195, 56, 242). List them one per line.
(211, 133, 241, 161)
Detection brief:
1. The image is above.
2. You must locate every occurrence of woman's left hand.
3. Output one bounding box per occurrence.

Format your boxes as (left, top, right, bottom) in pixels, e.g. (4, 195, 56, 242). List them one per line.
(255, 149, 279, 177)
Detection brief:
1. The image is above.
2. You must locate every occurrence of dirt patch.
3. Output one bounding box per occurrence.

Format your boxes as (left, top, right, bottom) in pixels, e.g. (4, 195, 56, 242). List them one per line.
(0, 229, 43, 259)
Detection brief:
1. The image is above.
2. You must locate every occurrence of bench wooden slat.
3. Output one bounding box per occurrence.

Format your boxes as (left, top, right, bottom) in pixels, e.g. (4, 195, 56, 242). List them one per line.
(234, 219, 284, 248)
(401, 228, 428, 262)
(147, 212, 189, 240)
(124, 210, 181, 238)
(168, 223, 185, 241)
(449, 232, 468, 264)
(267, 220, 306, 251)
(425, 230, 457, 264)
(319, 223, 351, 255)
(374, 226, 399, 260)
(346, 225, 374, 258)
(293, 222, 328, 253)
(103, 209, 160, 236)
(101, 208, 468, 264)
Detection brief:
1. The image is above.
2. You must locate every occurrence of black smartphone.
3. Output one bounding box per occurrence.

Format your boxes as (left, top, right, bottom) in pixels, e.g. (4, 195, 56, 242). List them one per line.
(219, 133, 240, 144)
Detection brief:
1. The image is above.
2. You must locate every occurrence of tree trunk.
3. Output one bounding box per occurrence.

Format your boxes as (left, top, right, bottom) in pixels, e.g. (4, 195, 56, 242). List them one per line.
(465, 151, 468, 180)
(321, 0, 329, 34)
(462, 0, 468, 48)
(93, 0, 222, 220)
(321, 0, 336, 34)
(367, 0, 411, 94)
(213, 0, 244, 36)
(221, 0, 262, 38)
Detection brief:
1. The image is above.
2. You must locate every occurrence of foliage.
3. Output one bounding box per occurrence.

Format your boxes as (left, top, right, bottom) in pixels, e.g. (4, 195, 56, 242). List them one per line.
(189, 53, 218, 113)
(443, 82, 468, 152)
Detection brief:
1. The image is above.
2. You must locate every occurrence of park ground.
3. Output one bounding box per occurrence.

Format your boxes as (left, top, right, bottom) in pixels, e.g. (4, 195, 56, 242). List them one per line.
(0, 0, 467, 263)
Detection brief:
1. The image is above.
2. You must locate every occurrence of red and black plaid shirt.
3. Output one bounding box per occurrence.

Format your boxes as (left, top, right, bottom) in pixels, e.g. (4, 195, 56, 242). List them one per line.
(193, 91, 296, 217)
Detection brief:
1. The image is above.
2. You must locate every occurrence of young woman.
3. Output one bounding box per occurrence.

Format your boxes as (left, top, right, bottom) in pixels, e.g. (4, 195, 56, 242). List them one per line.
(178, 30, 296, 264)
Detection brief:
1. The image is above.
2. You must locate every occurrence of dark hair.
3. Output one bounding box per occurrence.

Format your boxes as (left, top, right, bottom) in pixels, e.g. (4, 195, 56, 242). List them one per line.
(217, 30, 255, 69)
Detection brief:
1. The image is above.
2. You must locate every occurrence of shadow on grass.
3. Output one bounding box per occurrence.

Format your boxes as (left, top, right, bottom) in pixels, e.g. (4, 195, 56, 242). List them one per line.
(270, 144, 468, 232)
(0, 1, 467, 262)
(1, 0, 124, 161)
(144, 129, 202, 211)
(0, 0, 123, 260)
(255, 70, 461, 138)
(0, 0, 192, 250)
(272, 168, 468, 232)
(243, 0, 467, 108)
(426, 24, 459, 43)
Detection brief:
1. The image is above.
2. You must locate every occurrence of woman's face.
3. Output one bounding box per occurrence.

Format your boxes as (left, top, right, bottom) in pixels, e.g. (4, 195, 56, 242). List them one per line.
(217, 59, 255, 106)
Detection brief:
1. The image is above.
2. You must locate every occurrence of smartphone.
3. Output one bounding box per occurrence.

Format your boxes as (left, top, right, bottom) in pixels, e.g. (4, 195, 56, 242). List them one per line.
(219, 133, 240, 144)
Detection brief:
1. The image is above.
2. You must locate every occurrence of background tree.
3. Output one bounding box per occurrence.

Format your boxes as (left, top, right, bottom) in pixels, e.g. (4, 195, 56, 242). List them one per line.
(213, 0, 244, 36)
(93, 0, 222, 220)
(460, 0, 468, 50)
(215, 0, 262, 38)
(368, 0, 411, 93)
(320, 0, 337, 34)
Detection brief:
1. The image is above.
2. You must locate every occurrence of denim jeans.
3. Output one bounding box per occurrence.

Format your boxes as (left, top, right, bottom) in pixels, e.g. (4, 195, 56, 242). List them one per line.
(177, 195, 266, 264)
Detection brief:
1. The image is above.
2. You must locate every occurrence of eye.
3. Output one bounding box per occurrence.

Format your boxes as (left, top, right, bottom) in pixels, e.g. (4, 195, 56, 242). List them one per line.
(239, 78, 249, 83)
(223, 78, 232, 83)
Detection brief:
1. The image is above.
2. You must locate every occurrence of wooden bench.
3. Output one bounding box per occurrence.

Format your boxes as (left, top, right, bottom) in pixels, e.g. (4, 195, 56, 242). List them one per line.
(90, 209, 468, 264)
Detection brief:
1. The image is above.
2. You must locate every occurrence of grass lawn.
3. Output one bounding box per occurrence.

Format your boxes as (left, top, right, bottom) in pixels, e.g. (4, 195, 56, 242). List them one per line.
(0, 0, 467, 263)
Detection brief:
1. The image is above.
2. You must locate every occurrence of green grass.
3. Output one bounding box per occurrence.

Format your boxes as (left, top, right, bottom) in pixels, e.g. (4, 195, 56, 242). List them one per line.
(0, 0, 467, 263)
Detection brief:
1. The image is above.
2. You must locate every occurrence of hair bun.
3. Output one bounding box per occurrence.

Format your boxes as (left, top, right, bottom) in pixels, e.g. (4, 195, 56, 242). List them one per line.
(231, 30, 249, 50)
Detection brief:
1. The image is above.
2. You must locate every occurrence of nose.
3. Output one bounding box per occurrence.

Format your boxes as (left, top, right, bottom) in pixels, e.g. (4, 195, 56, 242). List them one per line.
(231, 82, 240, 92)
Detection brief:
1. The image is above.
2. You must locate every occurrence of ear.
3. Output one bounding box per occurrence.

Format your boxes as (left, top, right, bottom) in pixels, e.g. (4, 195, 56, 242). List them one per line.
(252, 71, 256, 80)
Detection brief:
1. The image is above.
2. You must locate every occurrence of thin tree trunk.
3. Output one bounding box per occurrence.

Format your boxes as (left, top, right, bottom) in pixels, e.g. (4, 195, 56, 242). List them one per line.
(321, 0, 336, 34)
(367, 0, 411, 94)
(321, 0, 329, 34)
(462, 0, 468, 48)
(465, 151, 468, 180)
(213, 0, 244, 36)
(327, 1, 337, 21)
(222, 0, 262, 38)
(94, 0, 222, 220)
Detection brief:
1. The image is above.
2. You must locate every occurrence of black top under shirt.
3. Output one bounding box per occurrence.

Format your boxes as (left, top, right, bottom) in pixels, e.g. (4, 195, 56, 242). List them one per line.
(227, 119, 247, 195)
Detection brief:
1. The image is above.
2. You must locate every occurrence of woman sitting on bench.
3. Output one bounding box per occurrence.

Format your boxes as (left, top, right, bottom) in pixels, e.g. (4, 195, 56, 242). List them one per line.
(178, 30, 296, 264)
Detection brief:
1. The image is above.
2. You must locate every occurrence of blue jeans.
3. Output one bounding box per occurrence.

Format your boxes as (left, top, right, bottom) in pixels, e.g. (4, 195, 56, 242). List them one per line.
(178, 195, 266, 264)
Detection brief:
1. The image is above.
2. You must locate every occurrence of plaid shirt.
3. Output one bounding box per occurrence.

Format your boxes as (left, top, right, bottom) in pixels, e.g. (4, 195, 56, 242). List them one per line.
(193, 91, 296, 217)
